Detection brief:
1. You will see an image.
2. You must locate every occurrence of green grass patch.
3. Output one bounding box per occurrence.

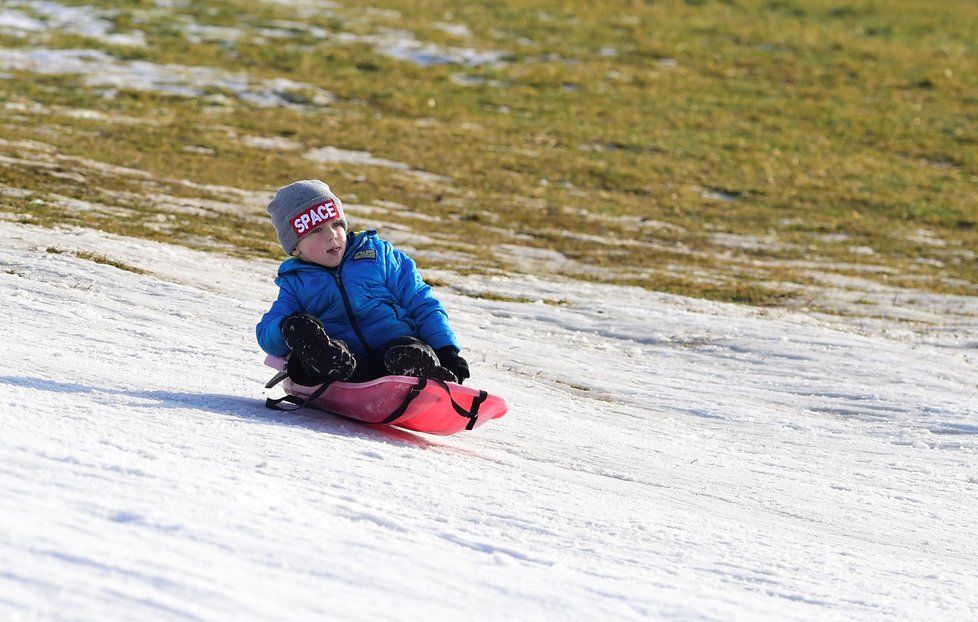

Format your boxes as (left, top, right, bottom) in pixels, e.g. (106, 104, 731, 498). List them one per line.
(1, 0, 976, 307)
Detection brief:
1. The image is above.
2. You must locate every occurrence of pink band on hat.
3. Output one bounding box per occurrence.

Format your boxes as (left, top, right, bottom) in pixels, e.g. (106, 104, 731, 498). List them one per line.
(290, 199, 343, 238)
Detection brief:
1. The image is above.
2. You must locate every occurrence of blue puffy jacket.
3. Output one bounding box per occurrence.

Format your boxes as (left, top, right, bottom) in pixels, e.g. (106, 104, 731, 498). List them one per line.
(256, 230, 459, 359)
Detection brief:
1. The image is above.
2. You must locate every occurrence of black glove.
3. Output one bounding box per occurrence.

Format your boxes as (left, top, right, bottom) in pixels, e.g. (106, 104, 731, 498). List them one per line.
(435, 346, 470, 385)
(281, 314, 356, 384)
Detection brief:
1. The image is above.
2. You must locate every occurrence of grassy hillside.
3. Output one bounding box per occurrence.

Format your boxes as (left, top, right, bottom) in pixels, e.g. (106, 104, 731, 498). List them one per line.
(1, 0, 976, 307)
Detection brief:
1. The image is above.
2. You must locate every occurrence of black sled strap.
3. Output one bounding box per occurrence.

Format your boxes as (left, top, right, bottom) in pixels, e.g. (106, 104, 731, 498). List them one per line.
(380, 377, 427, 424)
(427, 378, 488, 430)
(264, 367, 332, 412)
(265, 383, 330, 412)
(264, 370, 289, 389)
(380, 378, 487, 429)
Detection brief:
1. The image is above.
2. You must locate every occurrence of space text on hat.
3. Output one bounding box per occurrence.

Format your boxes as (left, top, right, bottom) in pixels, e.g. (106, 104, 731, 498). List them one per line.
(291, 198, 342, 237)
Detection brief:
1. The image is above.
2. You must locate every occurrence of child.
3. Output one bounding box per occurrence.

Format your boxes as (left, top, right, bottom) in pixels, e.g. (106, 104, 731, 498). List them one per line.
(256, 179, 469, 387)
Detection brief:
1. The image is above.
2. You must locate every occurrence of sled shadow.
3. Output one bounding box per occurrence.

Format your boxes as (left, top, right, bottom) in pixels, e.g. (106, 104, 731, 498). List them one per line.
(0, 374, 444, 450)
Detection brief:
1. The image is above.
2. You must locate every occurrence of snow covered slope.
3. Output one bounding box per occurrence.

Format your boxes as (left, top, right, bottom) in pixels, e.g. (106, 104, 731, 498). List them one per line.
(1, 219, 976, 621)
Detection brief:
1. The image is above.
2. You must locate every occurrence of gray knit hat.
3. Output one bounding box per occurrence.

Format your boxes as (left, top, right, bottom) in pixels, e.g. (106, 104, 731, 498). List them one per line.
(267, 179, 347, 255)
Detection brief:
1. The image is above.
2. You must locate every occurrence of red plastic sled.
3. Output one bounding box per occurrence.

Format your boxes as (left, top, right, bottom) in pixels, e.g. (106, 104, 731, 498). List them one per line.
(263, 356, 507, 435)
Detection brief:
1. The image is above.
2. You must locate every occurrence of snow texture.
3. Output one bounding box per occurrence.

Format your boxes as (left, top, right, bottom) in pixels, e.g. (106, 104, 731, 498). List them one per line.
(0, 1, 146, 46)
(0, 48, 334, 109)
(1, 219, 977, 621)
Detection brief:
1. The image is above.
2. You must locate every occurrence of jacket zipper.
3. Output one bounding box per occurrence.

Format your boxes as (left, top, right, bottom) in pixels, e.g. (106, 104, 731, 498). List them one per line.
(331, 233, 373, 355)
(333, 271, 372, 355)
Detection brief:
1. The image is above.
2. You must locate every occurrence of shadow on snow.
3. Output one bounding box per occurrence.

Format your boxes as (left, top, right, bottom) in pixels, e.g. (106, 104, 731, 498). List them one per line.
(0, 374, 444, 450)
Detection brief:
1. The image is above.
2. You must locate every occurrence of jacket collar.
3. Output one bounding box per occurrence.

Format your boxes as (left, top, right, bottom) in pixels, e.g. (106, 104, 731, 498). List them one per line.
(277, 230, 377, 276)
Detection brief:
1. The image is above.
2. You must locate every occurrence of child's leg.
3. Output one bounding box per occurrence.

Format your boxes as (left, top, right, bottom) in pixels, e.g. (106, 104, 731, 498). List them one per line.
(347, 351, 386, 383)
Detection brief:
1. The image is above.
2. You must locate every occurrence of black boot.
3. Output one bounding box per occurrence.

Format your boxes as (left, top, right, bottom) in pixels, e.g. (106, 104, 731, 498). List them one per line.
(286, 338, 357, 385)
(282, 314, 357, 385)
(383, 337, 458, 383)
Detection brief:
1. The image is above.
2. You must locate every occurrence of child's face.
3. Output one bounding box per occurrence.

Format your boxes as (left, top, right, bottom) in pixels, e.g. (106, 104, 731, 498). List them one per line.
(292, 220, 347, 267)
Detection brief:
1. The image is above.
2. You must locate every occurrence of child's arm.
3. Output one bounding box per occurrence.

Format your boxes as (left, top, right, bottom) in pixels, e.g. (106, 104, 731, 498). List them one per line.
(384, 246, 459, 352)
(256, 281, 304, 356)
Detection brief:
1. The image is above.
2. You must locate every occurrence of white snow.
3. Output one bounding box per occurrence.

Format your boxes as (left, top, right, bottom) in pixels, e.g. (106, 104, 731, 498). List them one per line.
(1, 0, 146, 47)
(256, 0, 339, 18)
(0, 48, 335, 110)
(0, 10, 45, 37)
(242, 135, 304, 151)
(708, 232, 803, 253)
(304, 146, 452, 184)
(335, 29, 507, 67)
(434, 22, 473, 38)
(1, 217, 977, 621)
(304, 145, 416, 170)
